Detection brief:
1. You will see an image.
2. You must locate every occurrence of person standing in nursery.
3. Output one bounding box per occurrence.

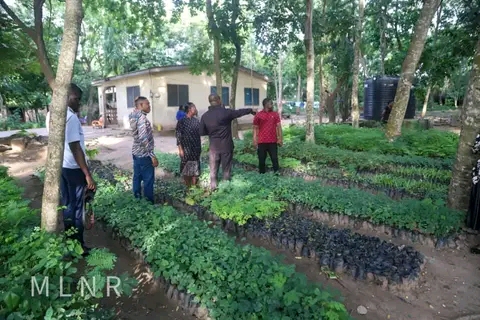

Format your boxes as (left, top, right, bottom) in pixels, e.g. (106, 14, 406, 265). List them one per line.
(60, 83, 96, 257)
(253, 98, 283, 174)
(200, 93, 256, 190)
(176, 105, 186, 121)
(129, 96, 158, 204)
(176, 102, 201, 187)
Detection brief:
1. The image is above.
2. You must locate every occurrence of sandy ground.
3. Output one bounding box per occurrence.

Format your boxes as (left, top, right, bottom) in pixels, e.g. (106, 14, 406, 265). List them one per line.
(2, 123, 480, 320)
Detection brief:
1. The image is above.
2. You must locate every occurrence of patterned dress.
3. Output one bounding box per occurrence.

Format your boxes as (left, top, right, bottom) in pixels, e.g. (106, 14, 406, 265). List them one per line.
(176, 116, 201, 177)
(468, 134, 480, 230)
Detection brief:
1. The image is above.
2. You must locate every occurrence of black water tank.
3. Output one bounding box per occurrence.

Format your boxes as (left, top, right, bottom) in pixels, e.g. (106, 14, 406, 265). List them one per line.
(363, 76, 416, 121)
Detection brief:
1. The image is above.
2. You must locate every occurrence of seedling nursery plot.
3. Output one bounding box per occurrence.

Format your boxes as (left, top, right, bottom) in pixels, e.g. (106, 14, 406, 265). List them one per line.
(153, 151, 464, 248)
(92, 157, 427, 292)
(90, 165, 351, 319)
(232, 125, 454, 202)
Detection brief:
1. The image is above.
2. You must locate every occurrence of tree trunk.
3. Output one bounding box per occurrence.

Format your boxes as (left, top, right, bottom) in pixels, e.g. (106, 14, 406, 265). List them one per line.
(385, 0, 441, 140)
(86, 85, 96, 125)
(304, 0, 315, 142)
(230, 41, 241, 139)
(454, 97, 458, 108)
(274, 69, 279, 103)
(326, 76, 347, 123)
(318, 0, 327, 124)
(41, 0, 83, 232)
(351, 0, 364, 128)
(319, 57, 326, 124)
(379, 5, 386, 76)
(447, 39, 480, 211)
(296, 73, 301, 101)
(421, 85, 431, 118)
(206, 0, 222, 94)
(277, 56, 284, 116)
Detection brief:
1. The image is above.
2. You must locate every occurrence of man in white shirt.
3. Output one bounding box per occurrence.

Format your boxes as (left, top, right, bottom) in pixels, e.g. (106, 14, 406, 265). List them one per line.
(60, 83, 96, 256)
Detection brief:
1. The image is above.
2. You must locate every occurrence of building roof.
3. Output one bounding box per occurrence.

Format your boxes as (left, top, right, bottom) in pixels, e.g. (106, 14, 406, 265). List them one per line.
(91, 65, 270, 86)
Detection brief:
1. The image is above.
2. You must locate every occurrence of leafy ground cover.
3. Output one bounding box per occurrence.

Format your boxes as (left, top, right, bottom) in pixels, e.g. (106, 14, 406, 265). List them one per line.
(233, 152, 448, 200)
(155, 152, 464, 237)
(93, 174, 350, 320)
(0, 166, 134, 319)
(230, 126, 454, 202)
(92, 162, 426, 292)
(238, 134, 453, 171)
(277, 124, 458, 159)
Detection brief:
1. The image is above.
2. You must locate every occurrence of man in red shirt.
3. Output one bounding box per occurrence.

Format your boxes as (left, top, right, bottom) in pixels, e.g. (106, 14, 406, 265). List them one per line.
(253, 98, 283, 174)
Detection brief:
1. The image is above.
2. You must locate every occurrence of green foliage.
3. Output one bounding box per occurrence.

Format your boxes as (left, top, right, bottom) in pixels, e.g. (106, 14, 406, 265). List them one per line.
(0, 166, 135, 319)
(243, 129, 454, 171)
(155, 152, 464, 237)
(233, 151, 448, 200)
(34, 166, 46, 182)
(202, 174, 287, 225)
(94, 179, 350, 319)
(281, 125, 458, 159)
(86, 148, 99, 159)
(0, 113, 45, 131)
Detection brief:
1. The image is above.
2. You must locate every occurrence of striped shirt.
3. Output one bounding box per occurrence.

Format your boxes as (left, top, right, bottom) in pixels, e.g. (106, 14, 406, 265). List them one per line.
(129, 109, 155, 158)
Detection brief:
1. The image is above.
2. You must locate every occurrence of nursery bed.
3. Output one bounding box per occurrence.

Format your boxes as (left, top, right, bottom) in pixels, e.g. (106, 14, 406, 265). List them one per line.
(91, 162, 427, 291)
(153, 152, 465, 248)
(92, 170, 350, 320)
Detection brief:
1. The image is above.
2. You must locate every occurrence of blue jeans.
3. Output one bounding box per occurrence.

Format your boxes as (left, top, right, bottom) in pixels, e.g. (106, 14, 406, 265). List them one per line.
(133, 155, 155, 204)
(60, 168, 87, 247)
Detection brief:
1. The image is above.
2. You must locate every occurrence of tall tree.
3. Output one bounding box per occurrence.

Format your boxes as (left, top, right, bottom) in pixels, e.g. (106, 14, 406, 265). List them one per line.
(206, 0, 223, 95)
(447, 38, 480, 211)
(0, 0, 56, 89)
(41, 0, 83, 231)
(351, 0, 364, 128)
(304, 0, 315, 142)
(385, 0, 441, 139)
(224, 0, 248, 139)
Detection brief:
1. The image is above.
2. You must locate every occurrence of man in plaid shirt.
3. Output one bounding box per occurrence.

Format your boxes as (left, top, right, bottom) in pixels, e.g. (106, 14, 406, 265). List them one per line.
(129, 96, 158, 204)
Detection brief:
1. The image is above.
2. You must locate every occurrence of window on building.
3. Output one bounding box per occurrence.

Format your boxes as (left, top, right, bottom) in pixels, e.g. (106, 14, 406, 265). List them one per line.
(167, 84, 189, 107)
(210, 86, 230, 106)
(244, 88, 260, 106)
(126, 85, 140, 109)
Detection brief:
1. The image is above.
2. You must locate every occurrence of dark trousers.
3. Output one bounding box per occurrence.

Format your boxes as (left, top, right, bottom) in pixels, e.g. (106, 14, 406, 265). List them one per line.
(133, 155, 155, 204)
(60, 168, 87, 247)
(209, 150, 233, 190)
(258, 143, 279, 174)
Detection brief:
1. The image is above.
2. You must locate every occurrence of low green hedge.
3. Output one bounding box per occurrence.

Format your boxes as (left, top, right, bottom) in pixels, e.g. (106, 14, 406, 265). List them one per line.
(155, 152, 465, 237)
(94, 180, 350, 320)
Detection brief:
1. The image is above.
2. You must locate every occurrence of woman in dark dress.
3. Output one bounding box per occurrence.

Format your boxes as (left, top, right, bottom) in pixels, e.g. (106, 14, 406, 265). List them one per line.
(176, 102, 201, 187)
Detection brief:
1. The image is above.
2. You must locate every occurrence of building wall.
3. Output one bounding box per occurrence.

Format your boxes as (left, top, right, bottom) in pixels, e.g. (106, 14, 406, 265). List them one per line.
(98, 75, 153, 129)
(96, 69, 268, 131)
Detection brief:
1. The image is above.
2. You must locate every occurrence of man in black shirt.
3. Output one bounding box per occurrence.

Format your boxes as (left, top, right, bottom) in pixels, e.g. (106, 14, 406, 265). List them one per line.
(200, 93, 255, 190)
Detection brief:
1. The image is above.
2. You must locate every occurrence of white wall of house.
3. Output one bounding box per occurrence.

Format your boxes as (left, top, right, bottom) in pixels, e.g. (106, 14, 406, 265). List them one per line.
(94, 69, 268, 131)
